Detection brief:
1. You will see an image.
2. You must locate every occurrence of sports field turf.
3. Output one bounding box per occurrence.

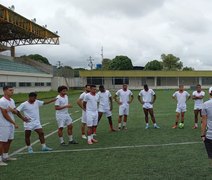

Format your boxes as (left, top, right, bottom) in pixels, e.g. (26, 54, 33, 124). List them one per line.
(1, 89, 212, 180)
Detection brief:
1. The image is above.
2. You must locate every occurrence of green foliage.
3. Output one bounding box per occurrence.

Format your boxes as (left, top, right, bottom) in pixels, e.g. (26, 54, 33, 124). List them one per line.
(161, 54, 183, 70)
(73, 68, 85, 77)
(144, 60, 163, 70)
(101, 58, 111, 70)
(182, 66, 194, 71)
(21, 54, 51, 65)
(108, 56, 133, 70)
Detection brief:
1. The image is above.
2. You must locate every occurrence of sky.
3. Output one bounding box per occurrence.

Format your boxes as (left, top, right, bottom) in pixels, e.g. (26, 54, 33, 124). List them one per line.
(1, 0, 212, 70)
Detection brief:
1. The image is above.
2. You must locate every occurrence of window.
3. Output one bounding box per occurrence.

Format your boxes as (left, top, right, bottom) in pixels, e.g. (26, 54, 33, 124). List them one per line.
(46, 82, 51, 86)
(87, 77, 104, 85)
(7, 82, 16, 87)
(112, 77, 129, 85)
(35, 82, 45, 87)
(19, 82, 31, 87)
(0, 82, 5, 87)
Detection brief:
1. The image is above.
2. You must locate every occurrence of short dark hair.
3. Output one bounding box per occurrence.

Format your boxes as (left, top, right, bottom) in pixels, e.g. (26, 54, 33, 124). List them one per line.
(90, 84, 96, 88)
(29, 92, 37, 97)
(58, 85, 68, 93)
(85, 84, 90, 88)
(3, 85, 13, 91)
(144, 84, 148, 89)
(99, 85, 104, 89)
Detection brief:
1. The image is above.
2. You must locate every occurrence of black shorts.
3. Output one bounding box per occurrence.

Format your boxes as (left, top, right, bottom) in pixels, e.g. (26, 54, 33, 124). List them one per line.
(204, 138, 212, 159)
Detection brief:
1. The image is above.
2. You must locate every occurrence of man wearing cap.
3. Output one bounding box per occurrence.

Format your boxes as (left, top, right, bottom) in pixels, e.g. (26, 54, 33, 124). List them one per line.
(201, 87, 212, 165)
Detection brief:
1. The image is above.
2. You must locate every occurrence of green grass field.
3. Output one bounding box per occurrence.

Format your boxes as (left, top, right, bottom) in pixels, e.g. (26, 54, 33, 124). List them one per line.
(1, 89, 212, 180)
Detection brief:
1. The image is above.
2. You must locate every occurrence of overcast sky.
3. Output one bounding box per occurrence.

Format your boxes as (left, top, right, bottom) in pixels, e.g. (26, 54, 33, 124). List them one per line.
(1, 0, 212, 70)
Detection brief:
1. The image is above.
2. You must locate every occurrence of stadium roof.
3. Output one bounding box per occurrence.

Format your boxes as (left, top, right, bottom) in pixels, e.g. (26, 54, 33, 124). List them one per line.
(80, 70, 212, 77)
(0, 4, 59, 52)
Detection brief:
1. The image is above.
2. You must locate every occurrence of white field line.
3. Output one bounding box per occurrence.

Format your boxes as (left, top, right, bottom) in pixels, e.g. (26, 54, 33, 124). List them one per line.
(10, 117, 81, 157)
(17, 141, 202, 155)
(15, 122, 50, 133)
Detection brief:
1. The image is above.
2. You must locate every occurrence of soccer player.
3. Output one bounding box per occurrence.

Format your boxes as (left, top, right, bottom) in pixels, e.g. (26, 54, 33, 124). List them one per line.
(16, 92, 56, 153)
(0, 86, 27, 166)
(114, 84, 134, 130)
(83, 85, 99, 145)
(138, 84, 160, 129)
(192, 84, 205, 129)
(76, 84, 90, 139)
(97, 85, 116, 132)
(172, 85, 190, 129)
(201, 87, 212, 166)
(55, 85, 78, 145)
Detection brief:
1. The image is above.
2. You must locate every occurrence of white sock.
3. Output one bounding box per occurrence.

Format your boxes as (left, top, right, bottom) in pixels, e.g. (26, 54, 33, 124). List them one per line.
(195, 123, 198, 127)
(68, 135, 73, 142)
(146, 123, 149, 126)
(88, 135, 92, 141)
(0, 155, 2, 162)
(153, 123, 157, 127)
(28, 146, 32, 149)
(3, 153, 8, 159)
(123, 122, 126, 127)
(91, 134, 94, 139)
(41, 144, 46, 148)
(118, 123, 122, 128)
(59, 137, 64, 143)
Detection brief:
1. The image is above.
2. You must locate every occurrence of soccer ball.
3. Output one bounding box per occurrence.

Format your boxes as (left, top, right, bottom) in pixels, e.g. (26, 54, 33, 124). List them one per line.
(178, 123, 184, 129)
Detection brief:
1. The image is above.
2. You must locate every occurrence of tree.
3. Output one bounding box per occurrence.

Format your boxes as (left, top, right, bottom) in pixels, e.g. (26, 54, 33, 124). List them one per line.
(21, 54, 51, 65)
(144, 60, 163, 70)
(161, 54, 183, 71)
(182, 66, 194, 71)
(101, 58, 111, 70)
(108, 56, 133, 70)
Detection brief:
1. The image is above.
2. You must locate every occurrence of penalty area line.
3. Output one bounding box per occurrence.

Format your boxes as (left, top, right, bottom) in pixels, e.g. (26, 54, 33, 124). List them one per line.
(17, 141, 202, 155)
(10, 117, 81, 157)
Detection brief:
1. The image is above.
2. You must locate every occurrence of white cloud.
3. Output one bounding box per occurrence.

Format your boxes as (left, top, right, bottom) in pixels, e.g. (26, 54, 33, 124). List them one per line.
(1, 0, 212, 69)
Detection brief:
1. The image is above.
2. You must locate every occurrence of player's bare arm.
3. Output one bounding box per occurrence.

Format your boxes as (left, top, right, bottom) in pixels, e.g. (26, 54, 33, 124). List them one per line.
(44, 98, 58, 105)
(114, 95, 121, 105)
(76, 98, 83, 109)
(128, 95, 134, 104)
(55, 103, 72, 110)
(82, 101, 86, 111)
(1, 108, 18, 128)
(137, 95, 144, 104)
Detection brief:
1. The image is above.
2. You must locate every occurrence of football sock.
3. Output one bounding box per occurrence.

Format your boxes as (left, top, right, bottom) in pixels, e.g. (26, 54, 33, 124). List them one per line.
(91, 134, 94, 139)
(60, 137, 64, 143)
(146, 123, 149, 126)
(88, 136, 91, 141)
(41, 144, 46, 148)
(0, 156, 2, 162)
(118, 123, 121, 128)
(153, 123, 156, 127)
(68, 135, 73, 142)
(123, 122, 126, 127)
(3, 153, 8, 159)
(195, 123, 198, 127)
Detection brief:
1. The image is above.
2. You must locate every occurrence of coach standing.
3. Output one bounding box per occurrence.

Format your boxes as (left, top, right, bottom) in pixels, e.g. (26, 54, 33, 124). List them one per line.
(201, 87, 212, 165)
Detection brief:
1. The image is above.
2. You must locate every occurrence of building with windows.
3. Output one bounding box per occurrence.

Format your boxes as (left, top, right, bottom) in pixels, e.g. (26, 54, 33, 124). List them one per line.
(80, 70, 212, 90)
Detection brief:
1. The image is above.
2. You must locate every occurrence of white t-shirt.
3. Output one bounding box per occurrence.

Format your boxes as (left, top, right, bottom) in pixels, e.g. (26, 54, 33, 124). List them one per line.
(0, 96, 16, 127)
(16, 100, 44, 124)
(97, 90, 112, 110)
(55, 95, 69, 115)
(192, 91, 205, 108)
(173, 91, 190, 107)
(138, 89, 155, 103)
(115, 89, 133, 105)
(83, 93, 99, 112)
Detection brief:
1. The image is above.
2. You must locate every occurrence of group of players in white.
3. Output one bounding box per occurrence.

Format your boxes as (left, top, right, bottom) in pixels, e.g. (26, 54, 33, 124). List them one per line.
(0, 83, 207, 166)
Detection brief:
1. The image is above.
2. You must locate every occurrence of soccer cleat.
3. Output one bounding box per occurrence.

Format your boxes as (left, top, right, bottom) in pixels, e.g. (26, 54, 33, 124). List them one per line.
(172, 125, 177, 129)
(122, 126, 127, 130)
(87, 140, 93, 145)
(42, 146, 53, 151)
(154, 125, 160, 129)
(81, 135, 87, 139)
(91, 139, 98, 143)
(145, 125, 150, 129)
(117, 127, 121, 131)
(3, 157, 17, 161)
(192, 126, 198, 129)
(69, 140, 78, 144)
(28, 147, 33, 154)
(60, 142, 68, 146)
(0, 161, 7, 166)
